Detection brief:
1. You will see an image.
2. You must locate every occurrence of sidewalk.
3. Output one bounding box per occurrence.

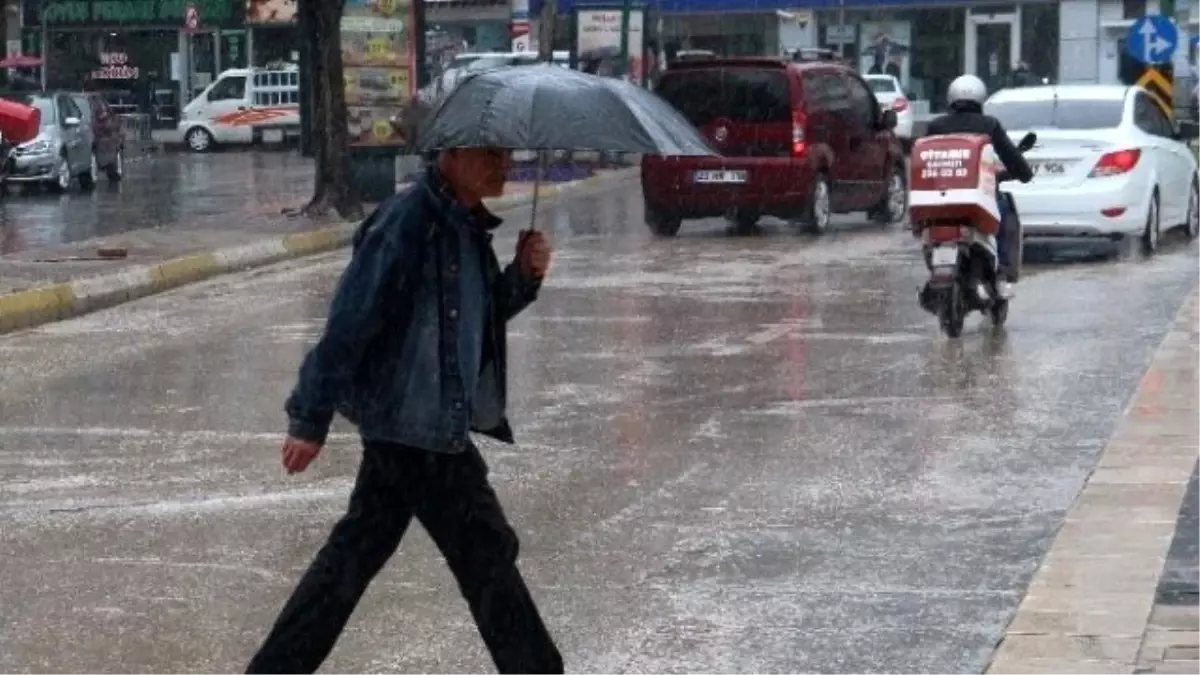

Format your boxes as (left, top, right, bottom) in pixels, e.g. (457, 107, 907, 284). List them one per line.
(0, 167, 639, 334)
(987, 291, 1200, 674)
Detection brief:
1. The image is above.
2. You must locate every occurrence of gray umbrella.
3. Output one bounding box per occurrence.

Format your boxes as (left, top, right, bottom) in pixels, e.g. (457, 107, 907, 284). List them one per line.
(418, 64, 716, 156)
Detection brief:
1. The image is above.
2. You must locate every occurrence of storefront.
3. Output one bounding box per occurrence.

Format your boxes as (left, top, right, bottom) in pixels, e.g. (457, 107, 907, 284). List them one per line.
(245, 0, 297, 66)
(426, 0, 509, 52)
(551, 0, 1065, 115)
(22, 0, 245, 124)
(811, 2, 1061, 114)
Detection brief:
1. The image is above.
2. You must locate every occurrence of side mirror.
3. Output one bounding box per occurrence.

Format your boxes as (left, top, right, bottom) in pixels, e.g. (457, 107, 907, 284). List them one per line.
(1017, 132, 1037, 152)
(879, 109, 898, 130)
(62, 116, 81, 128)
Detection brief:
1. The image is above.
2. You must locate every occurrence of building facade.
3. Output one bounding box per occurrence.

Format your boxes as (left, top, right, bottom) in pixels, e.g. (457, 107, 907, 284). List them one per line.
(547, 0, 1198, 115)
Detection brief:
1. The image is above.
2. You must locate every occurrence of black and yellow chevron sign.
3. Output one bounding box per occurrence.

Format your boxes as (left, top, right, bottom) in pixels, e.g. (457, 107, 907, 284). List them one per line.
(1137, 67, 1174, 119)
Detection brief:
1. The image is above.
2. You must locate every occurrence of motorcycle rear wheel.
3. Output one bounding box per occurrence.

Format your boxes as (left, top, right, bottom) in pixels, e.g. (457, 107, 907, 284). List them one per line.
(939, 282, 966, 338)
(989, 298, 1009, 328)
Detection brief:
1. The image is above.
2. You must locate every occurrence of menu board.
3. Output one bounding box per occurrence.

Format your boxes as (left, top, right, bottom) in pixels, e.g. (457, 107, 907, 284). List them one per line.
(342, 0, 414, 147)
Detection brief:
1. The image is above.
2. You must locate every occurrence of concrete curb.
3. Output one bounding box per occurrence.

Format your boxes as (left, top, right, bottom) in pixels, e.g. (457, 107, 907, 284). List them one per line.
(0, 167, 639, 335)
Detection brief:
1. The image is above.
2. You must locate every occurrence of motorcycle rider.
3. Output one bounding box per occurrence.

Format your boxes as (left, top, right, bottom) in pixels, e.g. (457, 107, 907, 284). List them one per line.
(925, 74, 1033, 299)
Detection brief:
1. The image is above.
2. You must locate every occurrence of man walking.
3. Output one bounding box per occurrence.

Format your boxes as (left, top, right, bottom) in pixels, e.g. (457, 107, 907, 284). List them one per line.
(247, 147, 563, 674)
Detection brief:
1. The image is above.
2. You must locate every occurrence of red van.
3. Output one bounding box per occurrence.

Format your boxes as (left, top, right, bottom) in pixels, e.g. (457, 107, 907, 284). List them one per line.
(642, 58, 907, 236)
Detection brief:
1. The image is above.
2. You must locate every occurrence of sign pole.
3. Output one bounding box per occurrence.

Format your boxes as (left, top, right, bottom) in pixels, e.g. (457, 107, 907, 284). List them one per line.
(1163, 0, 1191, 114)
(618, 0, 631, 79)
(39, 7, 47, 91)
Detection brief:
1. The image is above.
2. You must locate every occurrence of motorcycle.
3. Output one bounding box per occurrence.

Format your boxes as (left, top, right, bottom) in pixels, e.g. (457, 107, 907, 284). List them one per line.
(909, 130, 1037, 338)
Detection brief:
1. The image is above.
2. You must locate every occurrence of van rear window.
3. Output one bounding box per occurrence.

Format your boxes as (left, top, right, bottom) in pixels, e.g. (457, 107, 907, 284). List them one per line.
(656, 68, 791, 125)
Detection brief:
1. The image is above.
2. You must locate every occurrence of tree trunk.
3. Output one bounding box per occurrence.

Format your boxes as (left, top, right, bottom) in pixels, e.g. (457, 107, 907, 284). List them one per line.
(296, 0, 362, 220)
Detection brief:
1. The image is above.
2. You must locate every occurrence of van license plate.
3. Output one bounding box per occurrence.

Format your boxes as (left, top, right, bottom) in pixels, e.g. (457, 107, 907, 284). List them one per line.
(264, 129, 284, 143)
(693, 170, 747, 184)
(931, 245, 958, 267)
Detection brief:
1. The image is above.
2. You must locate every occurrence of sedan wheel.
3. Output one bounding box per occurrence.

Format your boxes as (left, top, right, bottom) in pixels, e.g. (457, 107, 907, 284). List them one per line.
(1140, 190, 1161, 255)
(1185, 179, 1199, 240)
(49, 156, 71, 193)
(106, 148, 124, 182)
(79, 154, 98, 191)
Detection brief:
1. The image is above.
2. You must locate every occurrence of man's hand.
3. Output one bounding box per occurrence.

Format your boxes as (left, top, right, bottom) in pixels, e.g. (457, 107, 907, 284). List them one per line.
(281, 436, 323, 475)
(516, 230, 551, 280)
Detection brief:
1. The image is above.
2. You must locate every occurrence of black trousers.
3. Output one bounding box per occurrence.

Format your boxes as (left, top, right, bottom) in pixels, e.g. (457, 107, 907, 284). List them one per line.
(247, 441, 563, 674)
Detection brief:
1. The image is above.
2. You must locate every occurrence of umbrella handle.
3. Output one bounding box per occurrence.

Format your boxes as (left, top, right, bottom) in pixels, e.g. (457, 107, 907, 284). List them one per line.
(527, 149, 548, 232)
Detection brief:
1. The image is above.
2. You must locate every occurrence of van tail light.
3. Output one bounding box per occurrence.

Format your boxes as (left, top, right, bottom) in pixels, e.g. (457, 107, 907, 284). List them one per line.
(891, 97, 909, 112)
(791, 109, 807, 156)
(1089, 149, 1140, 177)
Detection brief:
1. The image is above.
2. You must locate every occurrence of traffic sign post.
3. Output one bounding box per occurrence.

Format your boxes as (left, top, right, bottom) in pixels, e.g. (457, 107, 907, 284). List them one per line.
(1126, 15, 1177, 65)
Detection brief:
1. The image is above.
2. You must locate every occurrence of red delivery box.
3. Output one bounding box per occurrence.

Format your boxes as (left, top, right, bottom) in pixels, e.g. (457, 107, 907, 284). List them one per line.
(0, 98, 41, 144)
(908, 133, 1002, 236)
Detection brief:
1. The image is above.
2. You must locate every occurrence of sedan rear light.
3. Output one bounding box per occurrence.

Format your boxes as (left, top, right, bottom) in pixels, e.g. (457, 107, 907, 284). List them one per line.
(1089, 149, 1141, 177)
(791, 108, 807, 156)
(891, 97, 909, 113)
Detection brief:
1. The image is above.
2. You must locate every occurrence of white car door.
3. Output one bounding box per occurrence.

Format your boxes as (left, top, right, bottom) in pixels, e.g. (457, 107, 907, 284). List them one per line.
(204, 75, 251, 144)
(1133, 92, 1189, 223)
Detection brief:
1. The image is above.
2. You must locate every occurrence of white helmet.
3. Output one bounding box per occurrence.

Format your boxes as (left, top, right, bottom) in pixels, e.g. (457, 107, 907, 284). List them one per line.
(947, 74, 988, 106)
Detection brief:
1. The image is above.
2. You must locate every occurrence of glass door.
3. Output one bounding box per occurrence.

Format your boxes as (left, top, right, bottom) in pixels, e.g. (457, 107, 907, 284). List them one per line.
(965, 12, 1019, 95)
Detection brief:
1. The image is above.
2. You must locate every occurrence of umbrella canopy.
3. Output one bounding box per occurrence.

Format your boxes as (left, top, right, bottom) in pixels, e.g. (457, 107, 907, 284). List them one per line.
(419, 64, 717, 157)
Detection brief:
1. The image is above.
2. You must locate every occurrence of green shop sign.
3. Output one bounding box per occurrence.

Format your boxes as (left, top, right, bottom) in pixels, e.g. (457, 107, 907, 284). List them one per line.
(41, 0, 238, 26)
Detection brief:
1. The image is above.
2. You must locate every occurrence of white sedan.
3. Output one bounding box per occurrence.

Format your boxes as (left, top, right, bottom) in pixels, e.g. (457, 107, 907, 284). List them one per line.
(864, 74, 914, 147)
(985, 85, 1199, 253)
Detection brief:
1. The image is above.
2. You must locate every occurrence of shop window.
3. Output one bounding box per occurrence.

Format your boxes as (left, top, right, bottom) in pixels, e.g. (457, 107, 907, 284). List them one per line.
(1020, 2, 1060, 83)
(1122, 0, 1147, 20)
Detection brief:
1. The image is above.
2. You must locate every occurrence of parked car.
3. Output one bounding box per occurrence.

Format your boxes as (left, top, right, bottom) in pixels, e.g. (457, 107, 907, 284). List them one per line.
(986, 84, 1199, 253)
(3, 92, 97, 192)
(642, 57, 907, 236)
(863, 73, 914, 150)
(71, 91, 125, 182)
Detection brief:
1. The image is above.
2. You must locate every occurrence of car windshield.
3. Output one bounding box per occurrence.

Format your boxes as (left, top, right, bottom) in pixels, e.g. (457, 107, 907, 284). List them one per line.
(865, 78, 897, 94)
(984, 98, 1125, 130)
(656, 68, 791, 125)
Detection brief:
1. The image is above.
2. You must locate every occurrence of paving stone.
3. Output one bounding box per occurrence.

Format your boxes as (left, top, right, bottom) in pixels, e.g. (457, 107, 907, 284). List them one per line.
(1150, 605, 1200, 631)
(1163, 646, 1200, 661)
(993, 634, 1142, 662)
(1006, 609, 1150, 638)
(987, 657, 1133, 674)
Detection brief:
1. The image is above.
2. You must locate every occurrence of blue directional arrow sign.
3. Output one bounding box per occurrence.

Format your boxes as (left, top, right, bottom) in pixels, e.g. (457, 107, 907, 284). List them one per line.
(1126, 15, 1178, 65)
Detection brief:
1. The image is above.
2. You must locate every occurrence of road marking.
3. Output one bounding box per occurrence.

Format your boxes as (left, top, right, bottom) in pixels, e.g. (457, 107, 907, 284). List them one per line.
(745, 318, 826, 345)
(746, 325, 794, 345)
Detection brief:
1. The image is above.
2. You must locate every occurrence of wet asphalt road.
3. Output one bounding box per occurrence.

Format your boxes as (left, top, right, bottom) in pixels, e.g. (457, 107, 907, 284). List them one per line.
(0, 153, 312, 254)
(0, 179, 1197, 673)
